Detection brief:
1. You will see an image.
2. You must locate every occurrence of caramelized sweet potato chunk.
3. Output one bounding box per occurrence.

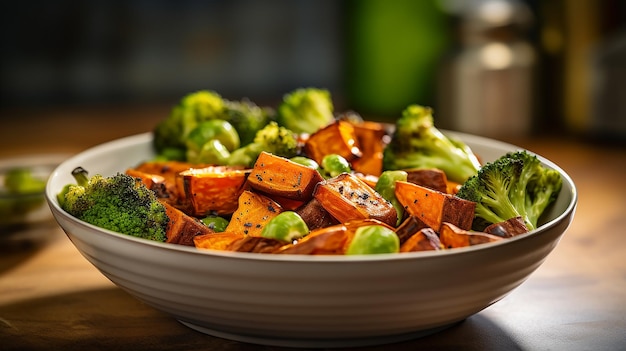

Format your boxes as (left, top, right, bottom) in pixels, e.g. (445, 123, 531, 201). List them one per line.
(194, 232, 245, 251)
(400, 228, 444, 252)
(126, 169, 165, 190)
(224, 190, 283, 236)
(296, 198, 340, 231)
(395, 181, 475, 232)
(304, 120, 361, 165)
(247, 152, 323, 201)
(278, 224, 349, 255)
(227, 236, 286, 253)
(128, 161, 202, 206)
(405, 168, 448, 193)
(439, 222, 502, 248)
(314, 173, 397, 227)
(484, 216, 529, 238)
(395, 215, 429, 244)
(161, 201, 214, 246)
(349, 121, 387, 176)
(180, 166, 250, 216)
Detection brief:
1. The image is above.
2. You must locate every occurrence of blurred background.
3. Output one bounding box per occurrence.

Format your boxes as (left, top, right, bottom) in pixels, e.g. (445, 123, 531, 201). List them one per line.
(1, 0, 625, 141)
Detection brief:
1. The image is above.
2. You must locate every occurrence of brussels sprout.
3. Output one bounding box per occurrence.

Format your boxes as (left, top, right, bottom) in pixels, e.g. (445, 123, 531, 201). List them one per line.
(194, 139, 231, 165)
(261, 211, 309, 242)
(375, 170, 408, 225)
(187, 119, 240, 151)
(346, 225, 400, 255)
(201, 215, 229, 232)
(186, 120, 240, 163)
(321, 154, 351, 179)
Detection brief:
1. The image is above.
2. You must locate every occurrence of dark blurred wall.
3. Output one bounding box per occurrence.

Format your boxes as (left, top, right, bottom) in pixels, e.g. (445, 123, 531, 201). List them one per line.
(2, 0, 624, 138)
(1, 0, 343, 107)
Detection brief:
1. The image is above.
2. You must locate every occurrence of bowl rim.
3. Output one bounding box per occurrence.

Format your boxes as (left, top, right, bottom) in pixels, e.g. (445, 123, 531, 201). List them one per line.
(45, 132, 578, 263)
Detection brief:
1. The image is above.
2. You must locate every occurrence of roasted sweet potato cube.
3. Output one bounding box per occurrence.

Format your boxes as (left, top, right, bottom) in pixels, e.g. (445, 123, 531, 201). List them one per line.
(350, 121, 387, 176)
(126, 169, 165, 190)
(304, 120, 361, 165)
(161, 201, 214, 246)
(405, 168, 448, 193)
(278, 224, 349, 255)
(394, 181, 475, 232)
(227, 236, 286, 253)
(314, 173, 397, 227)
(267, 194, 306, 211)
(225, 190, 283, 236)
(395, 215, 429, 244)
(247, 152, 323, 201)
(484, 216, 529, 238)
(354, 173, 379, 189)
(194, 232, 245, 251)
(400, 228, 444, 252)
(296, 198, 340, 231)
(128, 161, 203, 206)
(439, 222, 503, 248)
(180, 166, 250, 216)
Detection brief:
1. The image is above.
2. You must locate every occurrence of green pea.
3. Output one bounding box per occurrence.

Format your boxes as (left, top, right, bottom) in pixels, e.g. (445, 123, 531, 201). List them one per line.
(261, 211, 309, 242)
(201, 215, 229, 232)
(321, 154, 351, 179)
(346, 225, 400, 255)
(375, 170, 408, 225)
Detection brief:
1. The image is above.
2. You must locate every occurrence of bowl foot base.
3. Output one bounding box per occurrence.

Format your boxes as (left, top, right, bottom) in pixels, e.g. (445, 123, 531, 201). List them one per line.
(178, 319, 460, 348)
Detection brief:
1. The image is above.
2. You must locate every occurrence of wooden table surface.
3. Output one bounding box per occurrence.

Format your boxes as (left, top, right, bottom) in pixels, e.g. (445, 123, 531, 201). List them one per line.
(1, 106, 625, 351)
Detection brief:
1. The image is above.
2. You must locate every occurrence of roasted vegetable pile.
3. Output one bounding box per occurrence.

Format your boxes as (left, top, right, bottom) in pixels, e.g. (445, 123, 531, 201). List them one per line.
(58, 88, 562, 254)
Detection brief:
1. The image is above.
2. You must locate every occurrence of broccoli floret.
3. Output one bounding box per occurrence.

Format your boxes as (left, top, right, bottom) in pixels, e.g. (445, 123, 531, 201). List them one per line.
(228, 122, 299, 167)
(383, 105, 481, 184)
(58, 167, 169, 242)
(223, 99, 273, 146)
(456, 151, 562, 231)
(506, 151, 563, 229)
(153, 90, 226, 159)
(153, 91, 276, 161)
(276, 87, 335, 134)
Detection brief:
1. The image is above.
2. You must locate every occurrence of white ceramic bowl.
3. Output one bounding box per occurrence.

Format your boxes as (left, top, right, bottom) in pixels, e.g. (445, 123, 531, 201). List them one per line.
(45, 132, 576, 348)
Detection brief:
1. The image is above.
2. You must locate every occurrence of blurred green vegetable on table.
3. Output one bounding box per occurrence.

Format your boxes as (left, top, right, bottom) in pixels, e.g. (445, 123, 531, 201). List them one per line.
(0, 167, 48, 225)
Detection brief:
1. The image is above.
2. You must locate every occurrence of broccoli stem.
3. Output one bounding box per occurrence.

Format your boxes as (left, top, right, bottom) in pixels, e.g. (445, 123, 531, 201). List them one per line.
(71, 167, 90, 187)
